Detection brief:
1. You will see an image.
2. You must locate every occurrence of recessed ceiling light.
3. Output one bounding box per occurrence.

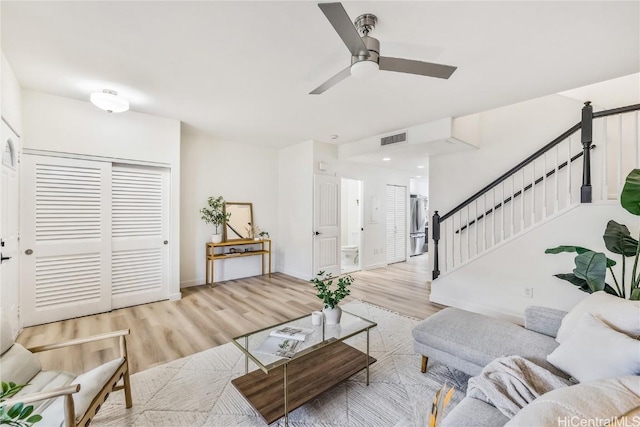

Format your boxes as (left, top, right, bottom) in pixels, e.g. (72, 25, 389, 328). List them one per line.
(415, 175, 422, 178)
(330, 135, 339, 140)
(382, 157, 391, 161)
(417, 165, 425, 169)
(90, 89, 129, 113)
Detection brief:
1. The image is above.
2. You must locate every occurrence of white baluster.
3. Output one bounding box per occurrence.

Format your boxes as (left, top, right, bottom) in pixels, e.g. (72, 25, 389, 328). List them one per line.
(554, 144, 559, 213)
(475, 199, 479, 257)
(520, 169, 525, 231)
(466, 205, 471, 261)
(531, 159, 536, 225)
(492, 187, 496, 247)
(501, 181, 505, 242)
(601, 118, 607, 200)
(542, 152, 547, 219)
(482, 194, 487, 252)
(444, 219, 448, 272)
(510, 175, 515, 237)
(458, 212, 462, 267)
(618, 115, 623, 194)
(567, 135, 573, 205)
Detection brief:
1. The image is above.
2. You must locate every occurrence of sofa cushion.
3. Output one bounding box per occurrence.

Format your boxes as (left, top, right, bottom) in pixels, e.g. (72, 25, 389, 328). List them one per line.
(547, 313, 640, 382)
(442, 396, 509, 427)
(505, 376, 640, 426)
(38, 357, 125, 426)
(17, 370, 76, 415)
(556, 291, 640, 343)
(412, 308, 563, 376)
(0, 343, 42, 385)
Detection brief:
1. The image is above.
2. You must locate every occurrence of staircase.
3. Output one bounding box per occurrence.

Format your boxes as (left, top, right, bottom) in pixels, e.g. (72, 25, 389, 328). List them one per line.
(431, 102, 640, 280)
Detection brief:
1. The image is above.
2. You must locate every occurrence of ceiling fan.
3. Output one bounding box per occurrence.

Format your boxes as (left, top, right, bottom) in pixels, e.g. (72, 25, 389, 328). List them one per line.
(310, 2, 457, 95)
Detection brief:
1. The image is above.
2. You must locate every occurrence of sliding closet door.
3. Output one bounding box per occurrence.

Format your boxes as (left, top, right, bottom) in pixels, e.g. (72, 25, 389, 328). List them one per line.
(111, 165, 169, 309)
(20, 155, 112, 326)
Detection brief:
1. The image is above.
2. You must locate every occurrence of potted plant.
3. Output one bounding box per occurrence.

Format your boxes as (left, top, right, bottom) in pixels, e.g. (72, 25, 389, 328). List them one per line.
(1, 381, 42, 426)
(311, 271, 353, 324)
(258, 230, 270, 240)
(200, 196, 231, 243)
(545, 169, 640, 300)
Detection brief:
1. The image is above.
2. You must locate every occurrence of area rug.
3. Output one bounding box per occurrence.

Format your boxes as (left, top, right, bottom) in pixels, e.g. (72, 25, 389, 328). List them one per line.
(93, 301, 469, 426)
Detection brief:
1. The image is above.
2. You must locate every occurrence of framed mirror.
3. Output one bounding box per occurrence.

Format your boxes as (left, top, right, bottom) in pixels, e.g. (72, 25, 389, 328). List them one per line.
(224, 202, 254, 241)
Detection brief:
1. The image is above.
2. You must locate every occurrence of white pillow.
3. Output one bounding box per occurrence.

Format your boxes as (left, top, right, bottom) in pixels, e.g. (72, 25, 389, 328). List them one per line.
(556, 291, 640, 343)
(547, 313, 640, 382)
(506, 376, 640, 427)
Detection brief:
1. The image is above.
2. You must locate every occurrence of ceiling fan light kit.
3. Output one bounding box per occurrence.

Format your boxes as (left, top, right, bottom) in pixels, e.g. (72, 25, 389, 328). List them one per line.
(90, 89, 129, 113)
(311, 2, 457, 94)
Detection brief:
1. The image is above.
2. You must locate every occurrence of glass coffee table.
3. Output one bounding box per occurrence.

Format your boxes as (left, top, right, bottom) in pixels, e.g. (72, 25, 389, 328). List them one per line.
(231, 310, 377, 426)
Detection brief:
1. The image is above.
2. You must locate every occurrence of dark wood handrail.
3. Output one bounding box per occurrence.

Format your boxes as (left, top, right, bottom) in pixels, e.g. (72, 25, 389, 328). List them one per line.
(455, 146, 594, 234)
(440, 103, 640, 222)
(432, 102, 640, 280)
(440, 123, 581, 222)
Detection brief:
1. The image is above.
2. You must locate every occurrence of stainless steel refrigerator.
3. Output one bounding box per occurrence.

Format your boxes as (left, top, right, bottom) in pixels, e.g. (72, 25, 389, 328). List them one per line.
(410, 196, 428, 256)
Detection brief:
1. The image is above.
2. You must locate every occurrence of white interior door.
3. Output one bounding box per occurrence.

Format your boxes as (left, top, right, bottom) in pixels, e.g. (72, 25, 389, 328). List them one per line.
(20, 155, 112, 326)
(386, 185, 407, 264)
(111, 165, 169, 309)
(313, 174, 340, 277)
(1, 121, 21, 332)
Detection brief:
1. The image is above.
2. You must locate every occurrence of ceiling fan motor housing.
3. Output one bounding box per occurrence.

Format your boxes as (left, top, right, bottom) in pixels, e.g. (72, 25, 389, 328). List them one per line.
(352, 35, 380, 65)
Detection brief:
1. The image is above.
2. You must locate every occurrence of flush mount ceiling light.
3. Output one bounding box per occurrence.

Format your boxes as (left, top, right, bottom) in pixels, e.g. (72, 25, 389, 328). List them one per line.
(350, 59, 379, 79)
(382, 157, 391, 161)
(90, 89, 129, 113)
(417, 165, 425, 169)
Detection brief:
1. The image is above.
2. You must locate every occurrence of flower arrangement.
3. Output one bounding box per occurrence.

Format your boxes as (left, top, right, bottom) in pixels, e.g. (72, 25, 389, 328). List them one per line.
(429, 383, 455, 427)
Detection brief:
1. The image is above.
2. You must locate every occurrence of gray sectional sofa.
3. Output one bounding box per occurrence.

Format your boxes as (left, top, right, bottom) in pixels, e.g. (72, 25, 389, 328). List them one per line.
(412, 305, 570, 426)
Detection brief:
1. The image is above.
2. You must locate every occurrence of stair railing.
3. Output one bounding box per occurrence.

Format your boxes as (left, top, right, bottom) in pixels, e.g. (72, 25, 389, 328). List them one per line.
(432, 102, 640, 280)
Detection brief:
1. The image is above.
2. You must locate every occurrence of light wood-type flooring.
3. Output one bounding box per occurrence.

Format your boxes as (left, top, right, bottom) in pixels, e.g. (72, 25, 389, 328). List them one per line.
(16, 254, 443, 375)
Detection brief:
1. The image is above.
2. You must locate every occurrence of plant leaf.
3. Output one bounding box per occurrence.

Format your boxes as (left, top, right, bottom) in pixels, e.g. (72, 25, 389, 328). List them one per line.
(7, 402, 23, 418)
(630, 288, 640, 301)
(621, 169, 640, 215)
(554, 273, 593, 293)
(27, 414, 43, 423)
(603, 220, 638, 257)
(603, 284, 622, 297)
(546, 246, 616, 267)
(573, 251, 606, 292)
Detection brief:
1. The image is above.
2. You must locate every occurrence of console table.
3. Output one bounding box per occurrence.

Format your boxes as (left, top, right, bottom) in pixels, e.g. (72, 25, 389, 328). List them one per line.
(205, 239, 271, 287)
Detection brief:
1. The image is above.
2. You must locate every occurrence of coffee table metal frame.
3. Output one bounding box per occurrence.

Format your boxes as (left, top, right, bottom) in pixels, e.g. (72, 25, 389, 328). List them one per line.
(231, 310, 377, 426)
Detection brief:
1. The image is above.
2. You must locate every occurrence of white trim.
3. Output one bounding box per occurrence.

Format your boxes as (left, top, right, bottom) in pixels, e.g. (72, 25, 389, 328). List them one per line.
(362, 262, 388, 270)
(180, 279, 203, 288)
(168, 292, 182, 301)
(23, 148, 170, 168)
(279, 268, 311, 281)
(1, 116, 21, 138)
(428, 292, 524, 325)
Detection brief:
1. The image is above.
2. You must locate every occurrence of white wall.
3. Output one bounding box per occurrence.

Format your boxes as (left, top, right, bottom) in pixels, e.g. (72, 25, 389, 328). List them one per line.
(277, 140, 314, 279)
(21, 90, 182, 298)
(2, 53, 22, 135)
(180, 130, 279, 287)
(0, 53, 22, 333)
(431, 202, 636, 322)
(410, 177, 428, 197)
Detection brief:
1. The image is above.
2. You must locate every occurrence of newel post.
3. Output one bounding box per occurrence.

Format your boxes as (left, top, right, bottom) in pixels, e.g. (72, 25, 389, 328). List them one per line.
(581, 101, 593, 203)
(432, 211, 440, 280)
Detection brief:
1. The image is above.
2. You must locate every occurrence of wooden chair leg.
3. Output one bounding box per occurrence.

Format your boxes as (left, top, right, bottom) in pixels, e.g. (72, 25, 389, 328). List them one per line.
(123, 368, 133, 408)
(421, 355, 428, 373)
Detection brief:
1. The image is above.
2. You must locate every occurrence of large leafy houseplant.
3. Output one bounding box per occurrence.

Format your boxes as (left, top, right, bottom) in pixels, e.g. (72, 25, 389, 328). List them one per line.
(546, 169, 640, 300)
(311, 271, 353, 309)
(0, 381, 42, 426)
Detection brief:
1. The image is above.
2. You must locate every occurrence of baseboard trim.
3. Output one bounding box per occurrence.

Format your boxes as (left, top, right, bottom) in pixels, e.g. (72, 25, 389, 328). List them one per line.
(168, 292, 182, 301)
(180, 279, 204, 289)
(429, 293, 523, 325)
(362, 262, 388, 271)
(278, 268, 311, 281)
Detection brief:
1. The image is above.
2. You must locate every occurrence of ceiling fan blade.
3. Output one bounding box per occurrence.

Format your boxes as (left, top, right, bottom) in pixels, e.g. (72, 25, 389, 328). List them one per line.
(379, 56, 457, 79)
(318, 3, 369, 57)
(309, 66, 351, 94)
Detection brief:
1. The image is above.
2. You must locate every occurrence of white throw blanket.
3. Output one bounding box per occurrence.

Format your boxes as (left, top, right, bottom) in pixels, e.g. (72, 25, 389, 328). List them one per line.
(467, 356, 572, 418)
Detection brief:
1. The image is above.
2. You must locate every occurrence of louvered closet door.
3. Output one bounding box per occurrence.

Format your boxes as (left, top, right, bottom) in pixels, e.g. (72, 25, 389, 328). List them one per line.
(111, 165, 169, 309)
(386, 185, 407, 264)
(20, 155, 111, 326)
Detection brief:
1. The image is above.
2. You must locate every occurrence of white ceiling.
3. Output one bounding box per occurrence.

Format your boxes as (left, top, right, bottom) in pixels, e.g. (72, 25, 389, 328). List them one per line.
(2, 1, 639, 152)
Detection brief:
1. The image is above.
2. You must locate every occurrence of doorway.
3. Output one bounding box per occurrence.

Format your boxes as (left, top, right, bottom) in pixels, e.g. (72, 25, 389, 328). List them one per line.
(340, 178, 363, 274)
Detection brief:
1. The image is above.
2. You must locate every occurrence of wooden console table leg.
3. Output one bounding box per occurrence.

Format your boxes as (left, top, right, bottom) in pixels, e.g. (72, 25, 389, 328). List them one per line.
(205, 253, 210, 287)
(268, 241, 272, 277)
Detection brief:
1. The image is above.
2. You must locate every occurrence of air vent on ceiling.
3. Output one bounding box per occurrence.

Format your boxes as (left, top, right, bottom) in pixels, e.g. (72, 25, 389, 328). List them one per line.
(381, 132, 407, 146)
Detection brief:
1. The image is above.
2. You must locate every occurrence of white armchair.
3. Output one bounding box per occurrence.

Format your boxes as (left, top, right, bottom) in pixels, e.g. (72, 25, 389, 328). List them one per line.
(0, 315, 132, 427)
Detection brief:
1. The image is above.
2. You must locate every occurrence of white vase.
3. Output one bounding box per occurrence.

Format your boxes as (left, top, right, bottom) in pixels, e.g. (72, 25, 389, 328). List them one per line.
(211, 234, 222, 243)
(323, 306, 342, 325)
